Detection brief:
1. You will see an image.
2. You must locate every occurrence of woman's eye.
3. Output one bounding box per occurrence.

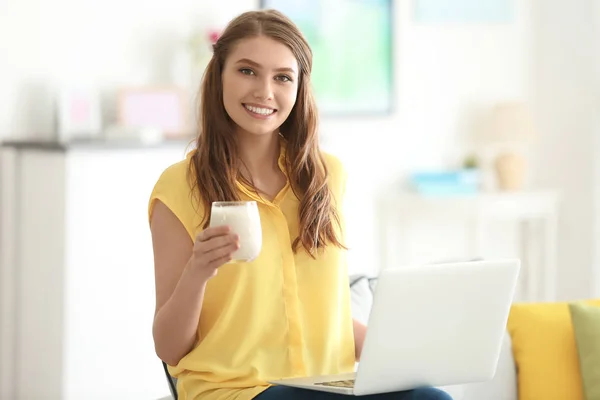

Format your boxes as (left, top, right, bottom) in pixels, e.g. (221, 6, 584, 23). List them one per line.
(276, 75, 292, 82)
(240, 68, 255, 76)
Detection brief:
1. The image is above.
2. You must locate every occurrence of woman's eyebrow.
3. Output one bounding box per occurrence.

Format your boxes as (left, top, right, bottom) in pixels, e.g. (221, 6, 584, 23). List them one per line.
(235, 58, 297, 74)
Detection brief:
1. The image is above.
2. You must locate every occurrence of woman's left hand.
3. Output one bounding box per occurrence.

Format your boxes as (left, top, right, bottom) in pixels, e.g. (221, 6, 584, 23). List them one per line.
(352, 319, 367, 361)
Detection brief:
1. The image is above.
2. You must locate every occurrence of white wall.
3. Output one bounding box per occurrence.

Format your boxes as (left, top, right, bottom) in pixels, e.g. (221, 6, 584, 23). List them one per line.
(530, 0, 598, 300)
(593, 0, 600, 298)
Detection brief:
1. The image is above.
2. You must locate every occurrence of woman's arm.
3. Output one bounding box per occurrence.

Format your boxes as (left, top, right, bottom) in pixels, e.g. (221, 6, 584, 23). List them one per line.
(150, 201, 238, 366)
(151, 201, 208, 366)
(352, 319, 367, 361)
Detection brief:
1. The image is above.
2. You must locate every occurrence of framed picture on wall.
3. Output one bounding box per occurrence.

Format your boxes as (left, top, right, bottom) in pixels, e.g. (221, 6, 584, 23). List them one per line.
(117, 86, 193, 139)
(260, 0, 394, 116)
(412, 0, 514, 23)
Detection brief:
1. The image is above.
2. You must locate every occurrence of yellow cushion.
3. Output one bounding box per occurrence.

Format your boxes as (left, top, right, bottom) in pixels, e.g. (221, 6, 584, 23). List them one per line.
(507, 300, 600, 400)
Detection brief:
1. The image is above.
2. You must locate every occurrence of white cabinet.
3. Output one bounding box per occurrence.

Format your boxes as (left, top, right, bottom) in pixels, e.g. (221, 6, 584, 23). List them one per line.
(1, 142, 189, 400)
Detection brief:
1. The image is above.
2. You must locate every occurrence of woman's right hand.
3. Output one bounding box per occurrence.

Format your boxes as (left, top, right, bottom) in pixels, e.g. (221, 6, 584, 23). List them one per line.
(189, 225, 240, 281)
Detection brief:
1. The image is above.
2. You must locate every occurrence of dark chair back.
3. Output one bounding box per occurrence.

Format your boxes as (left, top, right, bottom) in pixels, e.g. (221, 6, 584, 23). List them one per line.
(162, 361, 178, 400)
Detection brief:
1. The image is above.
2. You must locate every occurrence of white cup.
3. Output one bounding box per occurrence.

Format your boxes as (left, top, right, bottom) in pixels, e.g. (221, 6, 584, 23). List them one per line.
(209, 201, 262, 262)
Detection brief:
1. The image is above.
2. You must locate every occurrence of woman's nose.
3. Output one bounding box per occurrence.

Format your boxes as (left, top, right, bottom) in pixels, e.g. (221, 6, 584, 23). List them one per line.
(252, 77, 273, 101)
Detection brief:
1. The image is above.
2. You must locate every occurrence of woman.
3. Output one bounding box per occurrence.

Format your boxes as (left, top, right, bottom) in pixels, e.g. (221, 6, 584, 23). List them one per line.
(148, 9, 453, 400)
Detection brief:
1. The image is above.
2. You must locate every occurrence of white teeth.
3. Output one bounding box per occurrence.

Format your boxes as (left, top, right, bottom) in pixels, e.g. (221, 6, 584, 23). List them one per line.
(244, 104, 275, 115)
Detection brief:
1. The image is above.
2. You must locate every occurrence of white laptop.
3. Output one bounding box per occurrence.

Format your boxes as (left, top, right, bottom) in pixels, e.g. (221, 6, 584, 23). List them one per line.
(268, 259, 520, 396)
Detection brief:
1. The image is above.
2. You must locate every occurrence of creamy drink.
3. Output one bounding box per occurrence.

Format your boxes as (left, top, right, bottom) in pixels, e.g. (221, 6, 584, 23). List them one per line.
(209, 201, 262, 262)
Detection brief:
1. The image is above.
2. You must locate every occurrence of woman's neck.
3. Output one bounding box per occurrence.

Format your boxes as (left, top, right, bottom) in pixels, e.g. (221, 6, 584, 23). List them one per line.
(237, 131, 281, 178)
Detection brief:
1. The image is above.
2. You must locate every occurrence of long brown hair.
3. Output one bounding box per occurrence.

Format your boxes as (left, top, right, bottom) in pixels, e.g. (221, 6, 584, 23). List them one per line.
(189, 9, 344, 257)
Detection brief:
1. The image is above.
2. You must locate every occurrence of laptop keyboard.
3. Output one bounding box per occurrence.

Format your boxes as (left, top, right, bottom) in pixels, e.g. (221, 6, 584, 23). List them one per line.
(315, 379, 355, 388)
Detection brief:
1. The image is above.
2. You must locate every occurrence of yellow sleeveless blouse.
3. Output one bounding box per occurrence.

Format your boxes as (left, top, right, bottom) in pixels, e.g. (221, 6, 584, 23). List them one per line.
(148, 142, 355, 400)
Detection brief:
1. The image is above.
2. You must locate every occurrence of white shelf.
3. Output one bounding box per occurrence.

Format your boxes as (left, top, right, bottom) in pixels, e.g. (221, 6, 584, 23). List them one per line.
(376, 191, 560, 303)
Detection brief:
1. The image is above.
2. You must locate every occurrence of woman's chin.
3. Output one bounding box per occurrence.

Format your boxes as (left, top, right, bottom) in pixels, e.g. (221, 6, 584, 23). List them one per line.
(235, 123, 281, 137)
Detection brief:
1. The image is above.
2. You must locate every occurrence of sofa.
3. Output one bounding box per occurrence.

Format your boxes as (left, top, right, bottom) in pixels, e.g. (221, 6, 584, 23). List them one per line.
(349, 275, 518, 400)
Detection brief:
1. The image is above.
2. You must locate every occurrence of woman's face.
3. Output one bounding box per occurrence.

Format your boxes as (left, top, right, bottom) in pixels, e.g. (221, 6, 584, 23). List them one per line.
(222, 35, 299, 137)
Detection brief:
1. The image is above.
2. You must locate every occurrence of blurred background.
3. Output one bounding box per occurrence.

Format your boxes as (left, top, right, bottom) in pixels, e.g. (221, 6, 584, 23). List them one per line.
(1, 0, 599, 398)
